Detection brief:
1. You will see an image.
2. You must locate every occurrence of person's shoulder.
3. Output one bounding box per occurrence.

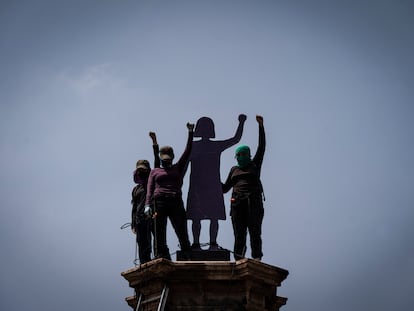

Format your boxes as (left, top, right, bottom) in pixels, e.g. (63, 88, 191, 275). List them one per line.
(132, 183, 144, 195)
(133, 182, 145, 188)
(151, 167, 166, 175)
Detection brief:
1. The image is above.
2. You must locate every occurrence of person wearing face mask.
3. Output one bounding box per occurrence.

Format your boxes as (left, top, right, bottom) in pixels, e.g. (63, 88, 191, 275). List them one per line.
(130, 132, 160, 264)
(144, 122, 194, 260)
(222, 115, 266, 261)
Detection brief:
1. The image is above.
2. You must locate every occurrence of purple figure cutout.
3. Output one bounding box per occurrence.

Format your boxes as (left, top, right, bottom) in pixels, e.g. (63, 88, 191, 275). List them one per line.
(186, 114, 246, 250)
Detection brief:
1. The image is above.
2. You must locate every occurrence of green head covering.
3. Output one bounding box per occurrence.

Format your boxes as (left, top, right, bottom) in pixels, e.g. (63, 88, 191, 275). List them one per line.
(235, 145, 251, 168)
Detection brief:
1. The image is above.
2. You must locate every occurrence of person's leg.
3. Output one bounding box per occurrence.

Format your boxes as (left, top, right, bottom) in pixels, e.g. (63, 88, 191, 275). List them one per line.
(248, 196, 264, 260)
(153, 199, 171, 260)
(191, 219, 201, 249)
(137, 219, 152, 263)
(169, 198, 191, 253)
(209, 219, 219, 249)
(231, 199, 248, 260)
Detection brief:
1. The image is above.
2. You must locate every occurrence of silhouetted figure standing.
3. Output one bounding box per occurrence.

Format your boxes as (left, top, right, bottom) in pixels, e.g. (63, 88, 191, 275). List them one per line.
(222, 115, 266, 261)
(186, 114, 246, 249)
(145, 122, 194, 260)
(130, 132, 160, 264)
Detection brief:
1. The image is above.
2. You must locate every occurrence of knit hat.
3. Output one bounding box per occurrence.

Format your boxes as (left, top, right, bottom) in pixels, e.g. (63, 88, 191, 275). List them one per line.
(136, 159, 150, 170)
(159, 146, 174, 160)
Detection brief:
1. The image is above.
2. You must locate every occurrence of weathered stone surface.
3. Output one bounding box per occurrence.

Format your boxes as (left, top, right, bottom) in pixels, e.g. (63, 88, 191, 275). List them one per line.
(176, 249, 230, 261)
(121, 258, 288, 311)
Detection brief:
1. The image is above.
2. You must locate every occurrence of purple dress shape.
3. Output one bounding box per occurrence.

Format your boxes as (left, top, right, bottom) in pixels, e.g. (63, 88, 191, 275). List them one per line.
(186, 115, 246, 249)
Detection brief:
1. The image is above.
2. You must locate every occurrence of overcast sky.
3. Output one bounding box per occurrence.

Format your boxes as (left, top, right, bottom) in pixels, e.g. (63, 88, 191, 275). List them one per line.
(1, 1, 413, 310)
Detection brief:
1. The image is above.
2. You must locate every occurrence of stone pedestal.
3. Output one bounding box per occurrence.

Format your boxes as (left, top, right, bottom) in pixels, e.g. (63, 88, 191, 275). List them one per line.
(176, 248, 230, 261)
(121, 258, 288, 310)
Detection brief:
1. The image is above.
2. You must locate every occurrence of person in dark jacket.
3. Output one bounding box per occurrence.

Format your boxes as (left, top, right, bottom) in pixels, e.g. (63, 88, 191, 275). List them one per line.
(145, 122, 194, 260)
(222, 115, 266, 261)
(131, 132, 160, 264)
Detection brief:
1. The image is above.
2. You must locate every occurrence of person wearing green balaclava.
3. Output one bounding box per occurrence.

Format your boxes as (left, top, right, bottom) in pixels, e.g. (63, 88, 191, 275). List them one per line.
(235, 144, 251, 168)
(222, 115, 266, 261)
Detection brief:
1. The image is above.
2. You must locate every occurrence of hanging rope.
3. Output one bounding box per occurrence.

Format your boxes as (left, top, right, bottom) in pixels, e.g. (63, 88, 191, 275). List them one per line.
(120, 222, 131, 229)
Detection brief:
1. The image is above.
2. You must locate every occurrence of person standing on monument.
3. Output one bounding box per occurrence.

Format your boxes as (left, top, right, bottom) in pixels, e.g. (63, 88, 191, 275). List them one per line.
(144, 122, 194, 260)
(222, 115, 266, 261)
(130, 132, 160, 264)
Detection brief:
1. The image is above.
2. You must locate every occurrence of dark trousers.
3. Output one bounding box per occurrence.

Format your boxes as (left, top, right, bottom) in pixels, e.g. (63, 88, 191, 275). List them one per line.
(230, 193, 264, 260)
(153, 196, 191, 260)
(136, 218, 152, 264)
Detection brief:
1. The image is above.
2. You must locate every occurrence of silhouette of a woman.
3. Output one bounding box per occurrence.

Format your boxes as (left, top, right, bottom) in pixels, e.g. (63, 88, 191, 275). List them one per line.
(186, 114, 246, 249)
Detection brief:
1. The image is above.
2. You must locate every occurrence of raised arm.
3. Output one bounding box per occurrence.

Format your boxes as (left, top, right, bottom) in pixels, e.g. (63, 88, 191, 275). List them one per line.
(149, 131, 160, 168)
(218, 114, 247, 150)
(177, 122, 194, 172)
(252, 115, 266, 170)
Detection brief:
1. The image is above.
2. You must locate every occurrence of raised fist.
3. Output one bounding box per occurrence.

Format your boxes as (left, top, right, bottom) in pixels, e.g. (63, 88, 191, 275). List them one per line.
(238, 114, 247, 122)
(149, 131, 157, 144)
(256, 115, 264, 125)
(187, 122, 195, 131)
